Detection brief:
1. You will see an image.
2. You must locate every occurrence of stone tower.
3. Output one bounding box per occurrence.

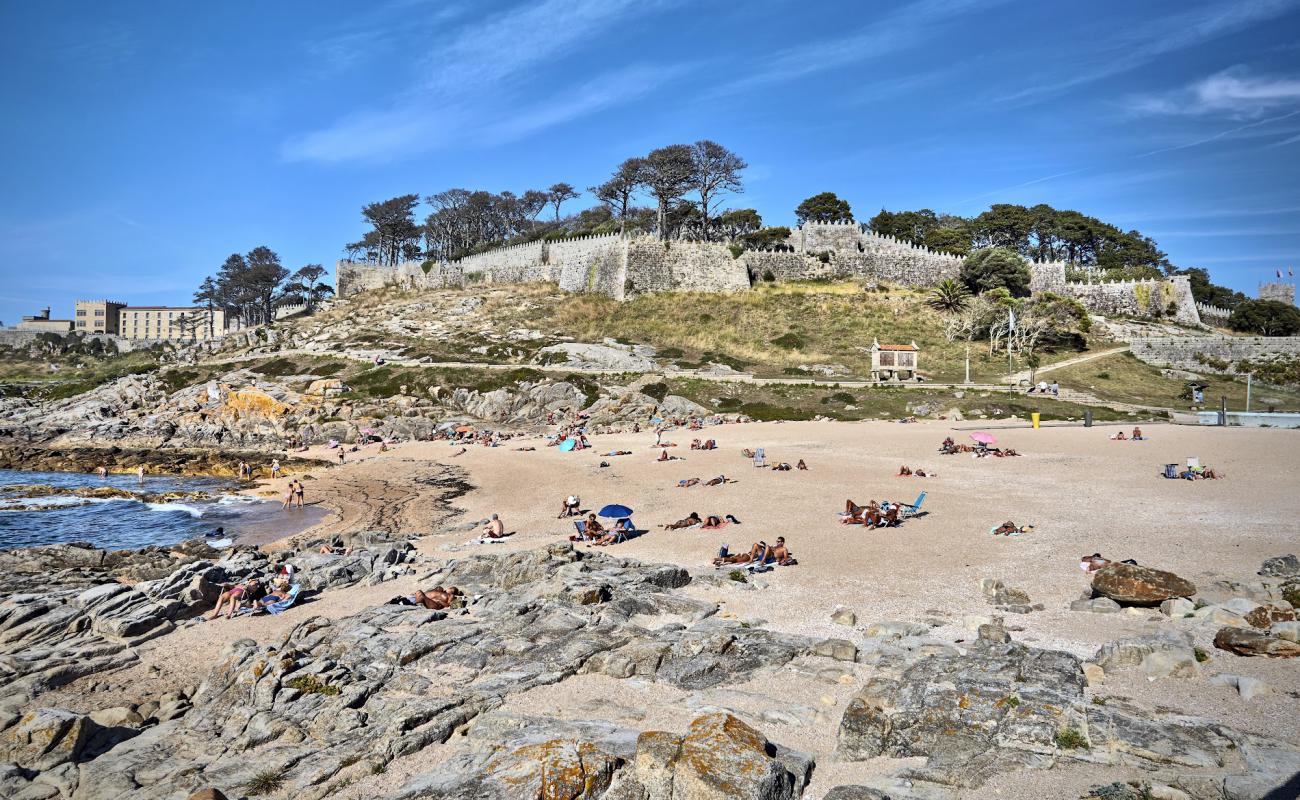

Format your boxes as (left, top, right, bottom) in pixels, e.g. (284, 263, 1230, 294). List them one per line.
(1259, 282, 1296, 306)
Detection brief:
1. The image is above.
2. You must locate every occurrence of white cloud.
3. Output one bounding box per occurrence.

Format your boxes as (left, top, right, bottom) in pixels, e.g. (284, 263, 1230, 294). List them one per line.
(999, 1, 1300, 106)
(1132, 66, 1300, 117)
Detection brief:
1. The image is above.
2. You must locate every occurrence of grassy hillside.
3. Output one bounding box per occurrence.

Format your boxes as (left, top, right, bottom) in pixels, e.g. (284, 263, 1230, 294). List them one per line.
(314, 281, 1103, 382)
(1051, 352, 1300, 412)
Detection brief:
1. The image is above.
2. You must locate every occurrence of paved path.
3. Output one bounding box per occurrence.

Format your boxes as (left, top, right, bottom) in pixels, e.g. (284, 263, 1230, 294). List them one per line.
(1008, 345, 1130, 384)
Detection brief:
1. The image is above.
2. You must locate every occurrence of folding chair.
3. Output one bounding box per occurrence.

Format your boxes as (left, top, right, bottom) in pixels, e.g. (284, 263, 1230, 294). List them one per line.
(752, 448, 766, 468)
(898, 491, 927, 521)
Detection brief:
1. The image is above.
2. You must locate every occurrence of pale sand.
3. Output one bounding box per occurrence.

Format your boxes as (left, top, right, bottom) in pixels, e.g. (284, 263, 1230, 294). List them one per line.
(47, 420, 1300, 797)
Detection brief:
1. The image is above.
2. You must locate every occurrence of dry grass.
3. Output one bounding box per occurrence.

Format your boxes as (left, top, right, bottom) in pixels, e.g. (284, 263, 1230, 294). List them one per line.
(1051, 352, 1300, 411)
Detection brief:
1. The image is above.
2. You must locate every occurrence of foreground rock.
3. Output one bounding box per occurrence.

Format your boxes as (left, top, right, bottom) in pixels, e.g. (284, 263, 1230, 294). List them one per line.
(6, 545, 833, 800)
(835, 619, 1297, 795)
(1213, 626, 1300, 658)
(0, 443, 317, 478)
(1091, 563, 1196, 605)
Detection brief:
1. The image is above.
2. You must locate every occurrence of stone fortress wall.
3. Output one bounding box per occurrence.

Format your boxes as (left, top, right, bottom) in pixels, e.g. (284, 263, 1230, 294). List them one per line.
(1130, 335, 1300, 372)
(335, 221, 1201, 325)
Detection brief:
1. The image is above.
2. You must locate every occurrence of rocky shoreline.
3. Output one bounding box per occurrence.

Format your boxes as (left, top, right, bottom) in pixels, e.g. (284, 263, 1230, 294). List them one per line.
(0, 535, 1297, 800)
(0, 444, 323, 479)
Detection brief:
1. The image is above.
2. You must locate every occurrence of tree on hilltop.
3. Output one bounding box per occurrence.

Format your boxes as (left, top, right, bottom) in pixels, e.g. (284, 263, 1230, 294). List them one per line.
(960, 247, 1031, 297)
(348, 194, 422, 266)
(926, 278, 970, 313)
(1229, 300, 1300, 336)
(716, 209, 762, 241)
(591, 158, 646, 237)
(643, 144, 695, 241)
(193, 276, 219, 338)
(287, 264, 334, 312)
(548, 183, 580, 222)
(795, 192, 853, 225)
(689, 140, 746, 241)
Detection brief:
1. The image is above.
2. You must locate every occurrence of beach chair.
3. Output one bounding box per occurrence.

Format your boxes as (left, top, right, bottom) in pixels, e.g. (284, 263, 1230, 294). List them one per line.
(264, 584, 301, 615)
(1163, 463, 1178, 479)
(898, 491, 927, 521)
(610, 519, 633, 544)
(1187, 457, 1200, 469)
(752, 448, 766, 468)
(573, 520, 587, 539)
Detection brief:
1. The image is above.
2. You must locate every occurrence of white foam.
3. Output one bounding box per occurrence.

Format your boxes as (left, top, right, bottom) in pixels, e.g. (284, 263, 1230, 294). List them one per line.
(145, 502, 204, 518)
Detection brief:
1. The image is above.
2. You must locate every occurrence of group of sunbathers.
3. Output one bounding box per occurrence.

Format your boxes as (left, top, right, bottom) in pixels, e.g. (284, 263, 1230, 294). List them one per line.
(840, 499, 903, 527)
(712, 537, 795, 567)
(690, 439, 717, 450)
(938, 437, 1019, 457)
(992, 520, 1034, 536)
(677, 475, 733, 488)
(1110, 427, 1145, 441)
(568, 512, 634, 546)
(768, 459, 806, 471)
(662, 511, 741, 529)
(897, 465, 935, 477)
(206, 574, 295, 620)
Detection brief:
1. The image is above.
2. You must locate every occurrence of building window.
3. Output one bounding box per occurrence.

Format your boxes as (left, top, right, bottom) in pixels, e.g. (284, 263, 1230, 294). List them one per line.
(77, 310, 86, 316)
(77, 321, 86, 327)
(94, 310, 104, 316)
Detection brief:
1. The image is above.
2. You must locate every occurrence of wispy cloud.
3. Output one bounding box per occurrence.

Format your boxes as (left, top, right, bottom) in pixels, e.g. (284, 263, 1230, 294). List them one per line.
(283, 0, 683, 163)
(712, 0, 1009, 96)
(997, 1, 1299, 106)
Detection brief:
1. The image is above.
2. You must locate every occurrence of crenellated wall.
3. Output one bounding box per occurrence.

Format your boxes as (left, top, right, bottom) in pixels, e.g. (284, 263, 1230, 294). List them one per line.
(336, 224, 1201, 326)
(1130, 335, 1300, 372)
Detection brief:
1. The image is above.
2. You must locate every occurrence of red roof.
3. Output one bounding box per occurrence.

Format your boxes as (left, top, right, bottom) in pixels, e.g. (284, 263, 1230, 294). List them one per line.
(877, 344, 917, 351)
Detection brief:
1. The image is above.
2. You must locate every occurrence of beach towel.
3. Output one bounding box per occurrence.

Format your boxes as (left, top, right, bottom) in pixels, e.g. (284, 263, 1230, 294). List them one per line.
(700, 521, 729, 530)
(264, 584, 301, 615)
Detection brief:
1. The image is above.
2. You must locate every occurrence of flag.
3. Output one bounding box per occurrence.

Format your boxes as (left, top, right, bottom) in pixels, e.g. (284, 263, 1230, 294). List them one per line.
(1008, 309, 1016, 332)
(1278, 269, 1283, 279)
(1290, 268, 1295, 278)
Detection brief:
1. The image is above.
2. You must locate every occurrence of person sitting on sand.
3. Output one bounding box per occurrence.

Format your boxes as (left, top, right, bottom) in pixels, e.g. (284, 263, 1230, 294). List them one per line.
(898, 465, 912, 476)
(704, 475, 732, 486)
(658, 450, 682, 462)
(702, 439, 716, 450)
(208, 577, 265, 620)
(662, 512, 702, 530)
(582, 513, 606, 540)
(482, 513, 506, 539)
(1131, 427, 1144, 440)
(796, 459, 807, 470)
(771, 537, 796, 566)
(714, 541, 770, 566)
(690, 438, 702, 450)
(558, 495, 581, 518)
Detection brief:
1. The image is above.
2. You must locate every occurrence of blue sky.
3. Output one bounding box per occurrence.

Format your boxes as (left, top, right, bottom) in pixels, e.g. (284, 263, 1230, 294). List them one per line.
(2, 0, 1299, 325)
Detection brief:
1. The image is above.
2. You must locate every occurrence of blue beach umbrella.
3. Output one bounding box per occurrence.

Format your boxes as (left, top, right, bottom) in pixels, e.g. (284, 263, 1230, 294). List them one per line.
(597, 504, 633, 519)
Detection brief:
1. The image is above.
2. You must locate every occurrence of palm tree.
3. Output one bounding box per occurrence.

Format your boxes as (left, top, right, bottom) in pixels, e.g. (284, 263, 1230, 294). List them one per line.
(927, 278, 969, 312)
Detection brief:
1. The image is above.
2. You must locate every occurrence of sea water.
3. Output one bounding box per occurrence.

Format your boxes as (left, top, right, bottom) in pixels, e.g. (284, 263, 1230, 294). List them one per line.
(0, 469, 326, 551)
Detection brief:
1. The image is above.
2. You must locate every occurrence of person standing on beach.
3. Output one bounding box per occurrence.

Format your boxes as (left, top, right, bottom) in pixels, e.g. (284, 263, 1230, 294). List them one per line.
(136, 464, 146, 483)
(294, 479, 305, 508)
(281, 481, 294, 510)
(270, 459, 282, 479)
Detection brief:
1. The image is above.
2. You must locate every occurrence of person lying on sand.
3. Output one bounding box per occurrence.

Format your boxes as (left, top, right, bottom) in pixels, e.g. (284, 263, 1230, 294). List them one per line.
(841, 499, 874, 524)
(662, 512, 702, 530)
(1080, 553, 1110, 574)
(773, 462, 792, 471)
(208, 578, 265, 620)
(658, 451, 682, 462)
(604, 450, 632, 456)
(705, 475, 732, 486)
(1110, 431, 1127, 440)
(992, 521, 1035, 536)
(253, 578, 293, 609)
(702, 514, 724, 528)
(741, 448, 754, 459)
(677, 478, 700, 488)
(413, 586, 463, 610)
(452, 447, 468, 457)
(714, 541, 770, 566)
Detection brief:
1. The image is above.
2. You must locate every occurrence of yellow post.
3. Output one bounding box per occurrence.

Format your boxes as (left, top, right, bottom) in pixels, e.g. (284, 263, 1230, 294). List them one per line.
(1031, 412, 1041, 429)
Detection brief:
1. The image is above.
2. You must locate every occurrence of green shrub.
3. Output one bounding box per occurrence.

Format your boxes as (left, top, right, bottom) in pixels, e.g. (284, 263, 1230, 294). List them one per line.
(1281, 582, 1300, 609)
(1193, 646, 1210, 663)
(244, 770, 285, 795)
(1055, 727, 1088, 749)
(728, 569, 747, 583)
(715, 397, 741, 410)
(770, 332, 806, 350)
(1095, 372, 1110, 380)
(642, 382, 669, 401)
(739, 402, 815, 421)
(285, 674, 341, 696)
(728, 243, 744, 259)
(762, 269, 776, 282)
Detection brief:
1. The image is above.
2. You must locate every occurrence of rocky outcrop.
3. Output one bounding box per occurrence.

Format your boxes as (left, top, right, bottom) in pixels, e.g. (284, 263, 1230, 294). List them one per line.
(835, 619, 1295, 793)
(0, 444, 318, 478)
(535, 341, 658, 372)
(1091, 563, 1196, 605)
(5, 545, 836, 800)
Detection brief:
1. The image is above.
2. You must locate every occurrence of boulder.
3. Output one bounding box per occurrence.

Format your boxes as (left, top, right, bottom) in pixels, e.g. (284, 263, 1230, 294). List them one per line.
(1093, 633, 1199, 679)
(657, 395, 710, 419)
(830, 606, 857, 626)
(1213, 627, 1300, 658)
(1258, 554, 1300, 578)
(604, 713, 811, 800)
(1, 709, 94, 771)
(1271, 620, 1300, 642)
(1070, 597, 1121, 614)
(1091, 563, 1196, 605)
(1160, 597, 1195, 617)
(186, 791, 229, 800)
(1243, 602, 1296, 629)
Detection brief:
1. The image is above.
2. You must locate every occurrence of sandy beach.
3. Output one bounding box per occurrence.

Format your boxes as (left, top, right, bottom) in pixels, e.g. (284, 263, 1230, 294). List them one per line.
(48, 417, 1295, 798)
